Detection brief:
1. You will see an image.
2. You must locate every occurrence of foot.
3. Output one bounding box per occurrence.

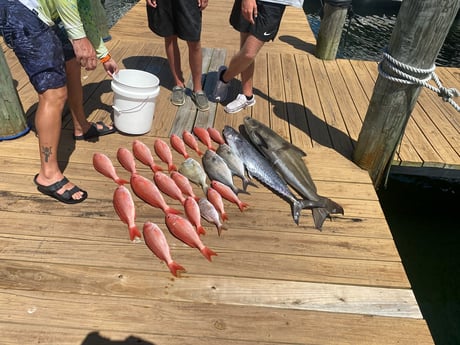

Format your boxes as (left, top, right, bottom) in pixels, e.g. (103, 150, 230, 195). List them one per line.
(34, 174, 87, 204)
(74, 121, 116, 141)
(210, 66, 230, 103)
(191, 90, 210, 111)
(171, 86, 186, 106)
(224, 94, 256, 114)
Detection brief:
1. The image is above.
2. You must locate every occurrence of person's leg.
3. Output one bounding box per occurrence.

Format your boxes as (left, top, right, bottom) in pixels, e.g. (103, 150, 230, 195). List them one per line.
(34, 87, 86, 201)
(165, 36, 185, 88)
(187, 40, 203, 93)
(65, 58, 115, 139)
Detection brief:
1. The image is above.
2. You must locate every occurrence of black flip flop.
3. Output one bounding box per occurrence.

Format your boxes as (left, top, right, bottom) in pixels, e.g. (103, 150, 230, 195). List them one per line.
(34, 174, 88, 204)
(74, 121, 116, 141)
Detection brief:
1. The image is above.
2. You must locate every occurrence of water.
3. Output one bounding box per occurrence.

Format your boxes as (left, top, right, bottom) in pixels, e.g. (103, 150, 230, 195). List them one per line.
(307, 12, 460, 67)
(101, 0, 140, 28)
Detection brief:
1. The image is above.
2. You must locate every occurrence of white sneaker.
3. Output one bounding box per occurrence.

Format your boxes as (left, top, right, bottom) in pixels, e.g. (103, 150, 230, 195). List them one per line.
(224, 94, 256, 114)
(210, 66, 230, 103)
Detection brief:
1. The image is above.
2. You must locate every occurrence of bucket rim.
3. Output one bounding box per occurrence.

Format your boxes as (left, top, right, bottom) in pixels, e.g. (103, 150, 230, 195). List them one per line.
(111, 79, 160, 98)
(113, 69, 160, 89)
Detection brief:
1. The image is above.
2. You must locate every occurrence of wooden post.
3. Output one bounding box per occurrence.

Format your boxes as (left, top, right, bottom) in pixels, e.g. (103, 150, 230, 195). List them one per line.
(0, 47, 28, 140)
(353, 0, 460, 188)
(315, 1, 350, 60)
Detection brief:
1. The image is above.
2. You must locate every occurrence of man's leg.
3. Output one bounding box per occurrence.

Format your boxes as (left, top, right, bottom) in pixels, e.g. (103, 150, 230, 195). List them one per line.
(65, 58, 114, 138)
(34, 87, 86, 201)
(187, 40, 203, 93)
(165, 36, 185, 87)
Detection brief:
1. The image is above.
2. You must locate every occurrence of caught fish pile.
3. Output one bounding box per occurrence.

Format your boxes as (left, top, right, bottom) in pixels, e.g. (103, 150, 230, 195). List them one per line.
(93, 122, 343, 276)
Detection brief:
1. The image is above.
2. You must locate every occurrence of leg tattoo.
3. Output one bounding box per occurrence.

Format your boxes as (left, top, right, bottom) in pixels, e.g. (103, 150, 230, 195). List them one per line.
(41, 146, 52, 163)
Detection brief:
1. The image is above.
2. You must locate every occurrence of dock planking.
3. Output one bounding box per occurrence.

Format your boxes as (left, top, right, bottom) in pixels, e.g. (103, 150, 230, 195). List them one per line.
(2, 0, 459, 343)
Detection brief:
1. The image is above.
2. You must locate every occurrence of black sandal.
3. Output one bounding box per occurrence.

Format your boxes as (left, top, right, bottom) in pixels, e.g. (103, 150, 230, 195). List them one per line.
(34, 174, 88, 204)
(73, 121, 116, 141)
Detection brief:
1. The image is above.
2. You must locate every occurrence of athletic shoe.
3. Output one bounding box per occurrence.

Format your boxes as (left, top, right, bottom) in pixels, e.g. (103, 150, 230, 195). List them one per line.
(224, 94, 256, 114)
(210, 66, 230, 102)
(191, 91, 210, 111)
(171, 86, 185, 106)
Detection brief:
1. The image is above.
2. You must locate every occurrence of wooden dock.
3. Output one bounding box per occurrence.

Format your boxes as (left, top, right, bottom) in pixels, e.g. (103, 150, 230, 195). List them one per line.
(1, 1, 459, 344)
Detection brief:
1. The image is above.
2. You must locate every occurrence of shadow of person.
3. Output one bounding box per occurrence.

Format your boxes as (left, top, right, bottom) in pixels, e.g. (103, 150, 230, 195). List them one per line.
(277, 35, 316, 55)
(81, 331, 156, 345)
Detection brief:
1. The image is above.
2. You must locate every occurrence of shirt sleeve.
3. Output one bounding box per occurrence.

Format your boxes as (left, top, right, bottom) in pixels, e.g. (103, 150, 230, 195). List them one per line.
(54, 0, 86, 40)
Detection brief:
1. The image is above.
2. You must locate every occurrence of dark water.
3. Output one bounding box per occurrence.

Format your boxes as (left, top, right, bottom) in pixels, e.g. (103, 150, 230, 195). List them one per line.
(105, 2, 460, 344)
(306, 12, 460, 67)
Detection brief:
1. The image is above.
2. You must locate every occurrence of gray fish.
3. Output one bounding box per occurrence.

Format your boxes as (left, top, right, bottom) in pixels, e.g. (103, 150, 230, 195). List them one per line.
(243, 116, 344, 229)
(216, 143, 258, 192)
(198, 198, 226, 236)
(178, 158, 208, 193)
(202, 149, 246, 195)
(222, 125, 324, 225)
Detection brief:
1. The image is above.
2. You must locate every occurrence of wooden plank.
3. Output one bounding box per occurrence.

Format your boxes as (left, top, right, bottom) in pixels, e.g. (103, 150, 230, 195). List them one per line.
(0, 289, 434, 345)
(0, 260, 421, 318)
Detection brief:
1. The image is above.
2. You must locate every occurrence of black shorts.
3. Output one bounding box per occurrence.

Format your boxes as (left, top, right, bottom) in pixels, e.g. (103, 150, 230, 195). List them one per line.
(230, 0, 286, 42)
(146, 0, 202, 42)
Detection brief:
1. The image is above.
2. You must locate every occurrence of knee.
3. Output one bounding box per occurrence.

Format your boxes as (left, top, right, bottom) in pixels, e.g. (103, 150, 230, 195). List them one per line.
(39, 86, 68, 106)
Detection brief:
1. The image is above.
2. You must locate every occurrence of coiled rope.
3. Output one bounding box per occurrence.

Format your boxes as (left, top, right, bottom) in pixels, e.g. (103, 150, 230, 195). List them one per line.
(378, 50, 460, 112)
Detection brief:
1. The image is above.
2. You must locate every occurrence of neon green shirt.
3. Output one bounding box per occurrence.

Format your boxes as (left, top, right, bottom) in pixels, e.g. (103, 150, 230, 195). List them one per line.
(19, 0, 109, 59)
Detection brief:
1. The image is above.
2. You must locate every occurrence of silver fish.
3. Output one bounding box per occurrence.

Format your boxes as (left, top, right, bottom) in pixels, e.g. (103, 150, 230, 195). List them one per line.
(198, 198, 226, 236)
(222, 125, 324, 225)
(216, 143, 257, 192)
(243, 116, 344, 229)
(178, 158, 208, 193)
(202, 149, 246, 195)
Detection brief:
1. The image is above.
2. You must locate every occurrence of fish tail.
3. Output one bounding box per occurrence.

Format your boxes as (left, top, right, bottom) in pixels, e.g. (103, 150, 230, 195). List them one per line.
(168, 261, 186, 277)
(152, 164, 163, 173)
(165, 207, 182, 215)
(201, 246, 218, 262)
(221, 212, 229, 222)
(216, 223, 228, 236)
(237, 200, 249, 212)
(168, 163, 178, 172)
(116, 178, 129, 185)
(128, 225, 142, 242)
(324, 198, 344, 215)
(197, 225, 207, 236)
(242, 177, 258, 192)
(292, 200, 303, 225)
(196, 148, 204, 156)
(312, 208, 330, 230)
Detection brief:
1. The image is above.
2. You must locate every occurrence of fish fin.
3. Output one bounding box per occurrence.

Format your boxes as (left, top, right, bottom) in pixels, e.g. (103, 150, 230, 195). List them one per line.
(281, 141, 307, 157)
(292, 200, 303, 225)
(253, 132, 269, 149)
(201, 246, 218, 262)
(312, 208, 330, 230)
(242, 177, 258, 192)
(129, 225, 142, 242)
(168, 261, 186, 277)
(217, 222, 228, 236)
(221, 212, 229, 222)
(197, 225, 207, 236)
(237, 201, 250, 212)
(325, 198, 344, 215)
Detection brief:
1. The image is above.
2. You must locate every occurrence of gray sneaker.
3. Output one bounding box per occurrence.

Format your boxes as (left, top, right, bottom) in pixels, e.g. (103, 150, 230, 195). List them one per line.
(210, 66, 230, 103)
(171, 86, 185, 106)
(224, 93, 256, 114)
(191, 90, 210, 111)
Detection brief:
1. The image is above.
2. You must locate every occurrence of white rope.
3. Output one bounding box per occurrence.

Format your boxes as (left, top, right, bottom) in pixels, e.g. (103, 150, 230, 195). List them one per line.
(378, 50, 460, 112)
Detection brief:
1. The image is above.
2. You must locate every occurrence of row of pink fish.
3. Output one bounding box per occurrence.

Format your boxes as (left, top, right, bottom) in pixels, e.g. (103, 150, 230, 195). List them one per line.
(91, 128, 246, 277)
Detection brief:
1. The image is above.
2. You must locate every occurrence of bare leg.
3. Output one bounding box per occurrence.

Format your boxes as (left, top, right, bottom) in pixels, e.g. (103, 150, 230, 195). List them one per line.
(34, 86, 85, 201)
(165, 36, 185, 88)
(187, 40, 203, 92)
(65, 58, 114, 138)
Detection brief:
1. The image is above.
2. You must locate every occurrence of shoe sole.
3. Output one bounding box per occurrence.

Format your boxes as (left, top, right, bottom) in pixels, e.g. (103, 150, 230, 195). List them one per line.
(224, 102, 255, 114)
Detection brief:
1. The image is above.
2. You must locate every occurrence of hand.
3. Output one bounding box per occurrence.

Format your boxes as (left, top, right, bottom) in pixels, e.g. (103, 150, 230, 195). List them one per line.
(103, 58, 119, 77)
(71, 37, 97, 71)
(241, 0, 257, 24)
(146, 0, 157, 8)
(198, 0, 208, 10)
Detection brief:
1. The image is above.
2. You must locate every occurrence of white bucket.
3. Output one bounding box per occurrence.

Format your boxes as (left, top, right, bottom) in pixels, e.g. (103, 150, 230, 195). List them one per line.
(111, 69, 160, 135)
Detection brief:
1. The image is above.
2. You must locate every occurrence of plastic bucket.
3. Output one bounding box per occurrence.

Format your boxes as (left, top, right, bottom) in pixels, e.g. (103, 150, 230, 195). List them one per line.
(111, 69, 160, 135)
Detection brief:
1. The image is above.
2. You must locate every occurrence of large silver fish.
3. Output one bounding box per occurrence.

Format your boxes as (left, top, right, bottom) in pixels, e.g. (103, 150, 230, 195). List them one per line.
(216, 143, 257, 192)
(222, 125, 324, 225)
(243, 116, 344, 229)
(202, 149, 246, 195)
(178, 158, 208, 193)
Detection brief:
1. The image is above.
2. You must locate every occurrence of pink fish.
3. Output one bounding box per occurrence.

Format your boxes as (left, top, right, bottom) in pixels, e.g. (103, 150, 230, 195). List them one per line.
(143, 221, 186, 277)
(154, 138, 177, 172)
(170, 134, 189, 159)
(193, 127, 215, 151)
(170, 171, 200, 201)
(113, 185, 142, 242)
(182, 130, 203, 156)
(198, 198, 226, 236)
(211, 180, 249, 212)
(165, 213, 217, 261)
(132, 140, 163, 173)
(184, 196, 206, 236)
(207, 186, 229, 222)
(130, 173, 181, 215)
(207, 127, 225, 145)
(154, 171, 186, 205)
(117, 147, 137, 175)
(93, 152, 129, 185)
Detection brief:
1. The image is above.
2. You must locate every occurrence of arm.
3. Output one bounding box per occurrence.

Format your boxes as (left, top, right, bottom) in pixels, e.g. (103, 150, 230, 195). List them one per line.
(241, 0, 258, 24)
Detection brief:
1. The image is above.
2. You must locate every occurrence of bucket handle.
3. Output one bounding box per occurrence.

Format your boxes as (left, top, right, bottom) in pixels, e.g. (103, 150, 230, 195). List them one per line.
(112, 97, 151, 114)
